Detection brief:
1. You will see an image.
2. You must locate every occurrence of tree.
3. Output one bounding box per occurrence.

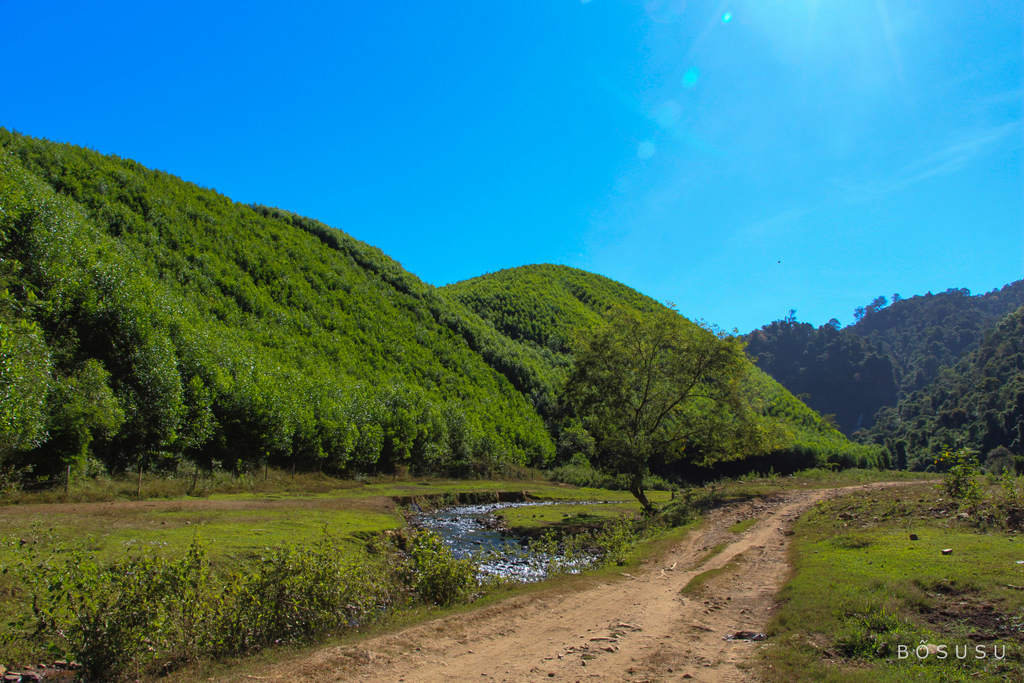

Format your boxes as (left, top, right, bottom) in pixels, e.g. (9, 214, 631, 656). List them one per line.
(866, 295, 888, 316)
(42, 359, 125, 475)
(0, 311, 52, 462)
(564, 306, 763, 512)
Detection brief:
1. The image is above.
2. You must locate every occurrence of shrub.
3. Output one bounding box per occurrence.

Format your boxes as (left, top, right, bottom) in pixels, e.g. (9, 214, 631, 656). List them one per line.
(404, 529, 478, 606)
(936, 447, 979, 501)
(4, 532, 451, 680)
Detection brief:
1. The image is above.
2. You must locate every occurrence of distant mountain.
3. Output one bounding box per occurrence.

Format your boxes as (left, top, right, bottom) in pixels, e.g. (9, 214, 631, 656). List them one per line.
(745, 284, 1024, 448)
(0, 129, 875, 484)
(744, 315, 898, 435)
(851, 284, 1024, 396)
(863, 305, 1024, 470)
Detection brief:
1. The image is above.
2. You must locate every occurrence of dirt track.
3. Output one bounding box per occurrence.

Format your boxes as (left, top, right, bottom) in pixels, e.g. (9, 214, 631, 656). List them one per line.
(232, 482, 910, 683)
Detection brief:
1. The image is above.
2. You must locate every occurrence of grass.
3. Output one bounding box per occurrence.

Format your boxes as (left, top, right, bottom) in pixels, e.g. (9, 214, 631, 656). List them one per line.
(0, 471, 676, 669)
(681, 556, 744, 596)
(0, 471, 678, 591)
(714, 467, 933, 500)
(729, 517, 758, 534)
(0, 496, 401, 566)
(496, 500, 655, 535)
(762, 479, 1024, 682)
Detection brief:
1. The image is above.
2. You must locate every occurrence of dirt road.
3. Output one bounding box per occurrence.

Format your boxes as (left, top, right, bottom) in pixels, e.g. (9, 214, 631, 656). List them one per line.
(231, 483, 908, 683)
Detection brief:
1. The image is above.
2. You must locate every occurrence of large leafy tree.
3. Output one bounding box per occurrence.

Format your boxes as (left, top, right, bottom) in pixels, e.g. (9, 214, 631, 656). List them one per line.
(565, 306, 764, 511)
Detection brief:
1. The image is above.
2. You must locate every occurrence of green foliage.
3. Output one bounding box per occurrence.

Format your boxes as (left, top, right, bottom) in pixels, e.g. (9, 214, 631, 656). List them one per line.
(747, 284, 1024, 442)
(528, 514, 650, 572)
(404, 529, 479, 606)
(546, 455, 673, 492)
(565, 306, 766, 510)
(448, 264, 869, 482)
(936, 447, 980, 500)
(654, 484, 725, 527)
(38, 359, 124, 474)
(731, 363, 889, 474)
(854, 284, 1024, 395)
(0, 307, 51, 460)
(865, 306, 1024, 466)
(219, 536, 401, 653)
(0, 127, 863, 486)
(445, 264, 663, 355)
(4, 529, 483, 680)
(11, 538, 219, 679)
(0, 128, 553, 479)
(745, 315, 897, 435)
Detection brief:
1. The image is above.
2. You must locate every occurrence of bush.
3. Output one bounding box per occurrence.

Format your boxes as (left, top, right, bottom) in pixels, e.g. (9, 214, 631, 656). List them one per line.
(403, 529, 479, 606)
(12, 539, 215, 679)
(5, 531, 473, 680)
(936, 447, 979, 501)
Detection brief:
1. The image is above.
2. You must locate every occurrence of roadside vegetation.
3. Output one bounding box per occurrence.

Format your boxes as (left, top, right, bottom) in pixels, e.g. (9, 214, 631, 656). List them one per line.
(0, 468, 913, 680)
(763, 461, 1024, 682)
(0, 473, 665, 680)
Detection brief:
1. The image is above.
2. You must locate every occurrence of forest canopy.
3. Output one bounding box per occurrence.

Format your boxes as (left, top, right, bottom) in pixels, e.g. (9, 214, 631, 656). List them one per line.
(0, 129, 880, 485)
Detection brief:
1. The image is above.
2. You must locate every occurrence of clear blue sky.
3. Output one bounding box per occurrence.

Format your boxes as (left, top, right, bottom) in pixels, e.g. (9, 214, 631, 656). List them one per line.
(2, 0, 1022, 332)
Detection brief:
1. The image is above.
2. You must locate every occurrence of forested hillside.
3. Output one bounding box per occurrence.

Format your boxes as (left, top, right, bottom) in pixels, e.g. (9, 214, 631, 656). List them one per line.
(852, 284, 1024, 395)
(862, 305, 1024, 470)
(445, 264, 663, 355)
(746, 284, 1024, 438)
(0, 129, 554, 478)
(446, 265, 882, 476)
(744, 314, 897, 434)
(0, 130, 877, 486)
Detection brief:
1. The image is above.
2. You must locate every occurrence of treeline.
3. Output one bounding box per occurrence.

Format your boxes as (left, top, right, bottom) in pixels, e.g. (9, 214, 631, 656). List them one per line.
(0, 129, 553, 481)
(852, 284, 1024, 395)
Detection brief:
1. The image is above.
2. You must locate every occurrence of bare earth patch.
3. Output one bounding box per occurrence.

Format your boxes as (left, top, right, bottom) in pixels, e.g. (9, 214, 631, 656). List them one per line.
(227, 482, 910, 683)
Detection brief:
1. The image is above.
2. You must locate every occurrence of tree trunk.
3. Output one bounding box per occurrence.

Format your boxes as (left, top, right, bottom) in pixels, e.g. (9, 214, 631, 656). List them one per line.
(629, 470, 655, 514)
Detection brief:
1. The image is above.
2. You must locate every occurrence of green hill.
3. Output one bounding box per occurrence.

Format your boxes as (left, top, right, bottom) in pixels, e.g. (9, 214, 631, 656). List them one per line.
(1, 130, 876, 484)
(745, 285, 1024, 452)
(445, 264, 662, 354)
(445, 265, 882, 476)
(0, 129, 553, 478)
(863, 305, 1024, 470)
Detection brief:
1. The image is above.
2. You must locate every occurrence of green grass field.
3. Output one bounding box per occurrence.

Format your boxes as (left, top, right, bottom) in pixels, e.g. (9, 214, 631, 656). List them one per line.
(762, 480, 1024, 682)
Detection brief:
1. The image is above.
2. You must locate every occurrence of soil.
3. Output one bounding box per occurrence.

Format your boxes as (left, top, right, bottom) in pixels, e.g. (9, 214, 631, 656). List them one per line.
(226, 482, 913, 683)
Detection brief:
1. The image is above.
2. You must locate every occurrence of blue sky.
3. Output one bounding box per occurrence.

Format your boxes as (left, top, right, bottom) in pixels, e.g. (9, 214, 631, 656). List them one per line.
(2, 0, 1021, 332)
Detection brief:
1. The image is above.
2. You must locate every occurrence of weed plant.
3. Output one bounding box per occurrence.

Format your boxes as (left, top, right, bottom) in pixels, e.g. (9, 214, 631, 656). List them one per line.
(0, 529, 479, 681)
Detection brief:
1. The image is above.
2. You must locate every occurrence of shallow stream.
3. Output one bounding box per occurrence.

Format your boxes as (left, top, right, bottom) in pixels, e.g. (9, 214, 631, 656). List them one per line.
(413, 501, 590, 582)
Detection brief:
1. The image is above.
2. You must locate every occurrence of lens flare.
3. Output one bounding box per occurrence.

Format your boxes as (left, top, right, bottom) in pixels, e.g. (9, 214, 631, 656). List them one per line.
(682, 67, 700, 88)
(637, 141, 656, 159)
(722, 11, 732, 23)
